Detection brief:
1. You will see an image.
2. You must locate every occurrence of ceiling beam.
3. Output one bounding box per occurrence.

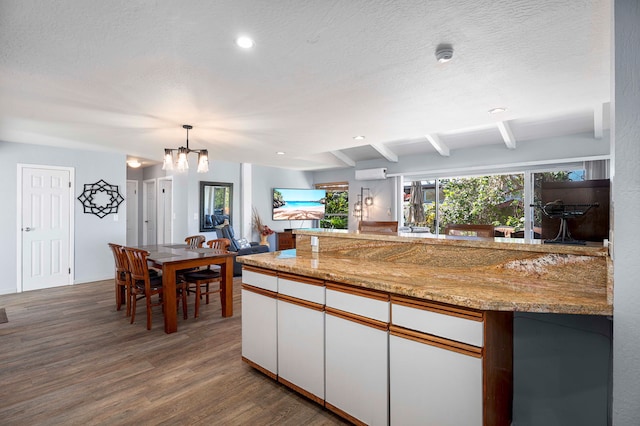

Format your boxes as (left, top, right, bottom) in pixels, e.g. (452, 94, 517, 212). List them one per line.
(497, 121, 516, 149)
(330, 150, 356, 167)
(593, 103, 604, 139)
(370, 143, 398, 162)
(425, 134, 450, 157)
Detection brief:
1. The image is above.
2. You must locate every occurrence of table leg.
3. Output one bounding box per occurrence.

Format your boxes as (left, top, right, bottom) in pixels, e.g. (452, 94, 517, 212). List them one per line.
(163, 264, 178, 334)
(221, 257, 233, 317)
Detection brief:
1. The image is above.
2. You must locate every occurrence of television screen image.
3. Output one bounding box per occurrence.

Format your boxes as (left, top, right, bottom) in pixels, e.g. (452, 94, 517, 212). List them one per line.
(273, 188, 326, 221)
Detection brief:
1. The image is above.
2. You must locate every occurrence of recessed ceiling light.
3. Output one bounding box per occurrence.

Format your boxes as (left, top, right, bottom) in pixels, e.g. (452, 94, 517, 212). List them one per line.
(488, 107, 507, 114)
(276, 151, 285, 155)
(236, 36, 254, 49)
(127, 160, 141, 168)
(353, 135, 365, 140)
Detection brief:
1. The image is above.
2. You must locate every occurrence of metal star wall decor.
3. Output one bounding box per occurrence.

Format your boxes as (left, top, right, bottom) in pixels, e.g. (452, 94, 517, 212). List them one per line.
(77, 179, 124, 218)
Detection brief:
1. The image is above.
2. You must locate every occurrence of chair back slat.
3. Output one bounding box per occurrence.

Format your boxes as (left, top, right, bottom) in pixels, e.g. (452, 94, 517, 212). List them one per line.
(108, 243, 129, 272)
(444, 224, 494, 238)
(124, 247, 152, 283)
(206, 238, 231, 251)
(358, 220, 399, 233)
(185, 235, 206, 248)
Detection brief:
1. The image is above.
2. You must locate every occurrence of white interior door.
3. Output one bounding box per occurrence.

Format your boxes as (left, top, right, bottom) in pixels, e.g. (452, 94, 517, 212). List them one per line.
(20, 166, 73, 292)
(126, 180, 138, 246)
(157, 177, 173, 244)
(143, 179, 156, 245)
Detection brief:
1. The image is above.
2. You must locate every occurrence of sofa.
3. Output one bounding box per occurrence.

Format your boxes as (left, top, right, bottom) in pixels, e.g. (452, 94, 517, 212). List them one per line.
(215, 225, 269, 276)
(203, 213, 230, 230)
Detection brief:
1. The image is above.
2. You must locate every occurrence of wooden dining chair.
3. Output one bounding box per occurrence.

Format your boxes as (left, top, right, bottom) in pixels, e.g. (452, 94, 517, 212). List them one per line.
(443, 224, 495, 238)
(183, 238, 230, 318)
(108, 243, 131, 315)
(358, 220, 399, 233)
(124, 247, 188, 330)
(206, 238, 231, 250)
(185, 235, 206, 248)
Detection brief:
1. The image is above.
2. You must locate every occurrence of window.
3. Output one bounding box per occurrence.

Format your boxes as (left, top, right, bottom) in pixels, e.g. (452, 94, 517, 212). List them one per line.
(316, 182, 349, 229)
(438, 174, 524, 235)
(403, 166, 587, 238)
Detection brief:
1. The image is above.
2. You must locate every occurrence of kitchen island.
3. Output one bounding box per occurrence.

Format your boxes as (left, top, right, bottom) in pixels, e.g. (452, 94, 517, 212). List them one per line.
(238, 229, 612, 425)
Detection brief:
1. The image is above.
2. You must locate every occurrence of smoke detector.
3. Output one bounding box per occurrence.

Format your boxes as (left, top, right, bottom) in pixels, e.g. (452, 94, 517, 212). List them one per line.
(435, 45, 454, 63)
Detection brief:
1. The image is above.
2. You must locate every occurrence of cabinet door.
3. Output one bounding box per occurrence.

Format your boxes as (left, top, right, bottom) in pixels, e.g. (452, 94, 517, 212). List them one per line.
(241, 288, 278, 378)
(390, 334, 482, 426)
(325, 313, 388, 426)
(277, 299, 324, 402)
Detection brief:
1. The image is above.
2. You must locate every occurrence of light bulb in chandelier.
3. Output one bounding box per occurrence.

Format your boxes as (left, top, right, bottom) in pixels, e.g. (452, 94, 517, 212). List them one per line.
(162, 149, 174, 171)
(176, 147, 189, 173)
(197, 150, 209, 173)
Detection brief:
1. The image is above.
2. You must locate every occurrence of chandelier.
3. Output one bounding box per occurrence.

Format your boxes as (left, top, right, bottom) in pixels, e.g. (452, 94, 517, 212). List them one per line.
(162, 124, 209, 173)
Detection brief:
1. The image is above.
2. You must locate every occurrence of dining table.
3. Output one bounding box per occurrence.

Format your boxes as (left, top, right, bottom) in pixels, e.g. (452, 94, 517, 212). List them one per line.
(134, 243, 237, 334)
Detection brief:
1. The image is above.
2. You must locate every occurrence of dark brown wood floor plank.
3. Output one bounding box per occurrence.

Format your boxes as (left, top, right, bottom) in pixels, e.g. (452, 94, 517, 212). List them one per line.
(0, 278, 348, 425)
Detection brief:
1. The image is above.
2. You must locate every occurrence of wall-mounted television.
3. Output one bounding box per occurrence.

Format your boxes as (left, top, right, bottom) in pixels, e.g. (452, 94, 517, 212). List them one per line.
(273, 188, 326, 221)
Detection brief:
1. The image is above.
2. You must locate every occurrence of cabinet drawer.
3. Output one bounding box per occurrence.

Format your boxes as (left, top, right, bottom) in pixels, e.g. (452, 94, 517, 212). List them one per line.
(242, 267, 278, 292)
(392, 297, 483, 347)
(326, 283, 389, 323)
(278, 274, 324, 305)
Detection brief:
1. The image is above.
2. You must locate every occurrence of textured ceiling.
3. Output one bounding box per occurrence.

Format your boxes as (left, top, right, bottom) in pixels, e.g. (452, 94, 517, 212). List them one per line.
(0, 0, 611, 170)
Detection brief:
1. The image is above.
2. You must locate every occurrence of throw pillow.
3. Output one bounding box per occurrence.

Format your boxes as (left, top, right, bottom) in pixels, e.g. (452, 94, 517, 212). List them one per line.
(235, 238, 252, 249)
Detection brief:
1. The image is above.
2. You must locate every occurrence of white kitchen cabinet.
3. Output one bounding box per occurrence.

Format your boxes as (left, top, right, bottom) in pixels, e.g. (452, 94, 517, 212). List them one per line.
(240, 267, 513, 426)
(325, 283, 389, 426)
(390, 332, 482, 426)
(390, 296, 513, 426)
(277, 274, 325, 403)
(241, 267, 278, 379)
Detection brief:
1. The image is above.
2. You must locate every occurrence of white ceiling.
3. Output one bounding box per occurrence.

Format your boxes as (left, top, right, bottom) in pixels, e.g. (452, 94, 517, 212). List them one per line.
(0, 0, 611, 171)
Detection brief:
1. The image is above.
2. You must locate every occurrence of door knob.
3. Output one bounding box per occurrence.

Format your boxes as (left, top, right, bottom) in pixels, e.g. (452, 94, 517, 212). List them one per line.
(23, 227, 33, 232)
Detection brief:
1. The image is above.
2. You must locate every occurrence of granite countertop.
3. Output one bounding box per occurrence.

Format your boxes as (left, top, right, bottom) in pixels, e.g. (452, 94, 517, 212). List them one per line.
(238, 249, 612, 316)
(294, 228, 610, 257)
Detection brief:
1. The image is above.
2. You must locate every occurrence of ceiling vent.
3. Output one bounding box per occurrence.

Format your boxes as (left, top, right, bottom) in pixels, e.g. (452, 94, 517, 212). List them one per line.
(355, 168, 387, 181)
(435, 44, 454, 63)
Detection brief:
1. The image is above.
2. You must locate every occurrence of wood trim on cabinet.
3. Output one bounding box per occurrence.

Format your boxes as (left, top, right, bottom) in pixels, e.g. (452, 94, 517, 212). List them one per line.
(241, 284, 277, 299)
(278, 376, 325, 406)
(325, 401, 367, 426)
(482, 311, 514, 426)
(277, 294, 324, 312)
(325, 306, 389, 331)
(242, 265, 278, 276)
(391, 295, 483, 322)
(241, 357, 277, 380)
(389, 324, 482, 358)
(326, 281, 390, 301)
(278, 272, 324, 286)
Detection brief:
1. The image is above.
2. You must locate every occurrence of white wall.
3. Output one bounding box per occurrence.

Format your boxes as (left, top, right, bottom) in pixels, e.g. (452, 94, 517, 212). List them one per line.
(183, 160, 241, 240)
(252, 165, 315, 240)
(126, 162, 311, 247)
(0, 141, 126, 294)
(127, 159, 242, 244)
(612, 0, 640, 424)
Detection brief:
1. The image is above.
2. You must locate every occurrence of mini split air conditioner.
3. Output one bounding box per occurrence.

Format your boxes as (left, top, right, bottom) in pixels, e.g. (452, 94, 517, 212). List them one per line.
(355, 168, 387, 181)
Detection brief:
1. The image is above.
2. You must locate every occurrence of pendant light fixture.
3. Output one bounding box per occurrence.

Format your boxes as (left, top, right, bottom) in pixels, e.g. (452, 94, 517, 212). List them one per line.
(352, 187, 373, 219)
(162, 124, 209, 173)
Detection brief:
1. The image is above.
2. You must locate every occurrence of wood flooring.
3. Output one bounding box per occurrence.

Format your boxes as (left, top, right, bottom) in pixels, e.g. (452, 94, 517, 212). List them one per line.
(0, 278, 349, 425)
